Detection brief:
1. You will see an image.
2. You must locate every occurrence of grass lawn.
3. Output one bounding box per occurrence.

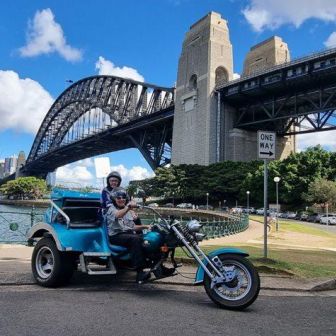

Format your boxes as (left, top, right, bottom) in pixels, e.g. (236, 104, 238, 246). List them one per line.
(175, 216, 336, 278)
(175, 244, 336, 278)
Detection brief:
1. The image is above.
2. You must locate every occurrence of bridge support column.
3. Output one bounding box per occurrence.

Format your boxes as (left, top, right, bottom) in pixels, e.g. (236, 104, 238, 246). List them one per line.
(172, 12, 233, 165)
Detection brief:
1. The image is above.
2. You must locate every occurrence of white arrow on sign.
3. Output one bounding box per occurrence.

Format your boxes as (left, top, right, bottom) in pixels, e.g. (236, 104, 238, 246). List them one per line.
(258, 131, 276, 159)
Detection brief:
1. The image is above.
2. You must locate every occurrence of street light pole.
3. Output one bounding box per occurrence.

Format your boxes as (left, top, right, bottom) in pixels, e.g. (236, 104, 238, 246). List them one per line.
(274, 176, 281, 231)
(206, 192, 209, 210)
(246, 191, 250, 212)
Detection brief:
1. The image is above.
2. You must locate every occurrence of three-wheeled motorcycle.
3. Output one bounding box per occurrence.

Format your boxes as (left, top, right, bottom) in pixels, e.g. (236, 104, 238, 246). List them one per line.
(27, 188, 260, 310)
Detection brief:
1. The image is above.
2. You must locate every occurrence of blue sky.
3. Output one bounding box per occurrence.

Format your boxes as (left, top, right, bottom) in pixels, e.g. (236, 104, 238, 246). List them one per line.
(1, 0, 336, 186)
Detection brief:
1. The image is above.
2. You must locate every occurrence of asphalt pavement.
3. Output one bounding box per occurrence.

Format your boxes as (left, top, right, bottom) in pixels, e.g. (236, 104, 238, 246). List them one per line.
(0, 284, 335, 336)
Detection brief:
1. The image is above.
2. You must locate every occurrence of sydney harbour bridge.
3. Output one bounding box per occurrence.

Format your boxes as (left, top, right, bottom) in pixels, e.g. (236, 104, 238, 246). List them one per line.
(1, 12, 336, 183)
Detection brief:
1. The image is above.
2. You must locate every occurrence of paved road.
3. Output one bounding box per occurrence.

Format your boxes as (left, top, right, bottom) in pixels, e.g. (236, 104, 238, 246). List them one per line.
(0, 284, 335, 336)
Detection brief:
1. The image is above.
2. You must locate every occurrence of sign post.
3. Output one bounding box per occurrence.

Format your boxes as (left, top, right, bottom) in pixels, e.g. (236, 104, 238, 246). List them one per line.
(258, 131, 276, 259)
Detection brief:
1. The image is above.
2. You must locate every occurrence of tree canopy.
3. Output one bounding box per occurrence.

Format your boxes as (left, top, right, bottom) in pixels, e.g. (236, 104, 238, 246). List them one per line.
(303, 178, 336, 208)
(0, 177, 48, 199)
(130, 146, 336, 209)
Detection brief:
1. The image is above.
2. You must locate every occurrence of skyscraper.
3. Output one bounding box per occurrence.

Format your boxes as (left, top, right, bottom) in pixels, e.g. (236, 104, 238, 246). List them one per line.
(4, 156, 17, 176)
(15, 151, 26, 178)
(0, 159, 4, 178)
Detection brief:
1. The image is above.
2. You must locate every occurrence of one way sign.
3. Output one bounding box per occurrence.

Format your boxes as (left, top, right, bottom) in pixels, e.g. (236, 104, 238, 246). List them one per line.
(258, 131, 276, 159)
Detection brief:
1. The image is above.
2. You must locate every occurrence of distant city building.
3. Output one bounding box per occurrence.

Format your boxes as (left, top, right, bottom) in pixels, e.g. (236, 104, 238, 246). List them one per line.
(46, 171, 56, 186)
(15, 151, 26, 178)
(4, 156, 17, 176)
(0, 160, 4, 178)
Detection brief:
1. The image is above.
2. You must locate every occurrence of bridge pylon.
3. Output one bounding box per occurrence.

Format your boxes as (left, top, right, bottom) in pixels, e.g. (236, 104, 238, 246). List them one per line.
(172, 12, 234, 165)
(172, 12, 296, 165)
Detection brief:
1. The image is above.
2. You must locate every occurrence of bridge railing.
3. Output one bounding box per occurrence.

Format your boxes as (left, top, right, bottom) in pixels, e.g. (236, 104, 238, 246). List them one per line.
(217, 45, 336, 89)
(0, 208, 249, 244)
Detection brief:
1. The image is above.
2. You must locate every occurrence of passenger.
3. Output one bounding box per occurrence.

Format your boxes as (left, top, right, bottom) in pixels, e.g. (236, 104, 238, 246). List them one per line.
(106, 187, 150, 283)
(101, 171, 141, 225)
(101, 171, 122, 211)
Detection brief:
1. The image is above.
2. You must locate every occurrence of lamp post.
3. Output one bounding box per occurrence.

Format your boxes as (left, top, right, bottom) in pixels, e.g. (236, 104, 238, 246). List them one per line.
(246, 191, 250, 213)
(206, 192, 209, 210)
(274, 177, 281, 231)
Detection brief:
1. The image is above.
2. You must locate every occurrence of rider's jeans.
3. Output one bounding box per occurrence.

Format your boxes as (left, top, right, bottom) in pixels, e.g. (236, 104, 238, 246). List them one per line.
(109, 233, 146, 270)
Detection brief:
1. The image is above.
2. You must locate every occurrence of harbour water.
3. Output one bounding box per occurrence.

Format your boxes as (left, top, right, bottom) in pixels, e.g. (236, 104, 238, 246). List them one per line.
(0, 204, 44, 243)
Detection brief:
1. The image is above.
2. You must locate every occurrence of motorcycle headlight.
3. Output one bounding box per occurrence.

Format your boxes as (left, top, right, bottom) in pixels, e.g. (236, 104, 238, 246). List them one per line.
(186, 220, 202, 232)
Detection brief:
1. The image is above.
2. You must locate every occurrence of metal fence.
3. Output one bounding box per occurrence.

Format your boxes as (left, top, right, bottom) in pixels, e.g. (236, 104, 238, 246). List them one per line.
(0, 207, 249, 244)
(200, 214, 249, 239)
(141, 213, 249, 240)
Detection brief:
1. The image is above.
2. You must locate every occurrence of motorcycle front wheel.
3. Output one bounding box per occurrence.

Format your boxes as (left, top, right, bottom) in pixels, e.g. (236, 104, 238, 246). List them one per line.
(203, 254, 260, 310)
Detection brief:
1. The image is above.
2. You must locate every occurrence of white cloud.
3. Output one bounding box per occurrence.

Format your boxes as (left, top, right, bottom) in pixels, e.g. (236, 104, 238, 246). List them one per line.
(297, 130, 336, 151)
(55, 160, 154, 189)
(77, 158, 94, 168)
(324, 32, 336, 48)
(0, 70, 53, 134)
(56, 162, 94, 186)
(243, 0, 336, 32)
(95, 56, 145, 82)
(233, 73, 241, 80)
(19, 8, 82, 61)
(110, 164, 154, 187)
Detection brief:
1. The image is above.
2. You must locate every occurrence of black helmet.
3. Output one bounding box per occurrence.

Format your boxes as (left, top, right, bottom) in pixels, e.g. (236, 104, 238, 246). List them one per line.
(111, 187, 130, 205)
(106, 171, 122, 187)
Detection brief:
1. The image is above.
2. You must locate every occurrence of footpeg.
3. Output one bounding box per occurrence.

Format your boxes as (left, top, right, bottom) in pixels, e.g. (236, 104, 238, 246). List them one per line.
(80, 252, 117, 275)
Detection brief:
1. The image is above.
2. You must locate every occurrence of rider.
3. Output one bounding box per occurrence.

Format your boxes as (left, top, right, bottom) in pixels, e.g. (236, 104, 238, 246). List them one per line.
(106, 187, 151, 283)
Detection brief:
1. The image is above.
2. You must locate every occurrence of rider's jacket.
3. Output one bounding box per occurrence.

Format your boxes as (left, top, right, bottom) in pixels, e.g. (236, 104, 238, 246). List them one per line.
(106, 204, 136, 236)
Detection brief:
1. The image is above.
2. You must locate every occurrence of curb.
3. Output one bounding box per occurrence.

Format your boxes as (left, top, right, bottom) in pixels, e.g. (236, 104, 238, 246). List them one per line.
(310, 279, 336, 291)
(1, 273, 335, 292)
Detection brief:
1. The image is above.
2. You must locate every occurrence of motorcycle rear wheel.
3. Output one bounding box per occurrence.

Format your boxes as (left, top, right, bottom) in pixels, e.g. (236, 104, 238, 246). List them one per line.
(203, 254, 260, 310)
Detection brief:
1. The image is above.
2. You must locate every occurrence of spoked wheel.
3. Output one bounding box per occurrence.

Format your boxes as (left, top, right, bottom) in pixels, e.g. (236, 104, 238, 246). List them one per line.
(32, 238, 74, 287)
(203, 254, 260, 310)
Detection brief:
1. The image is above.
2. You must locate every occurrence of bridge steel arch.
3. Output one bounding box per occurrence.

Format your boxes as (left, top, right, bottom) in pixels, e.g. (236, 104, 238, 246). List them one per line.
(22, 75, 174, 177)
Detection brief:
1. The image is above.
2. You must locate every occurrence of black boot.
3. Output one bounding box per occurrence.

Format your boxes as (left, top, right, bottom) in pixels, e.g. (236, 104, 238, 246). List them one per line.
(153, 265, 175, 278)
(136, 270, 151, 284)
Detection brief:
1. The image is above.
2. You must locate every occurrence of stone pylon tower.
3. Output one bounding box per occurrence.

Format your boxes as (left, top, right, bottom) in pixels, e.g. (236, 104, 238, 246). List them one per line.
(172, 12, 233, 165)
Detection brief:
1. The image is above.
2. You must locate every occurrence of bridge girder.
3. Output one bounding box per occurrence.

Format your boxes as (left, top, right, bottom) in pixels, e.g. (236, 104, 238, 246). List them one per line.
(25, 75, 174, 175)
(218, 47, 336, 135)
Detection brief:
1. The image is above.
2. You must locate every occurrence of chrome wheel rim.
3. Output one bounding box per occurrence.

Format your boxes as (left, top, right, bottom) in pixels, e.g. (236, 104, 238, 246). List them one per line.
(36, 246, 54, 279)
(213, 261, 252, 301)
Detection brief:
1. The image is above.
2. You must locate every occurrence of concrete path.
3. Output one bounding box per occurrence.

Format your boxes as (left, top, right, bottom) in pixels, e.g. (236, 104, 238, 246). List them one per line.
(200, 220, 263, 246)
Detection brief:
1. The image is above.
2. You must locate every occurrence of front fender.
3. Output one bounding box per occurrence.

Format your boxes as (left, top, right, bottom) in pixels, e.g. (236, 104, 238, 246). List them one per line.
(194, 248, 249, 284)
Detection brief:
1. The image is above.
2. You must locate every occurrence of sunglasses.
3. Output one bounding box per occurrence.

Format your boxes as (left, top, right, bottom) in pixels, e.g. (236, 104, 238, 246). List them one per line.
(116, 195, 127, 200)
(109, 179, 120, 183)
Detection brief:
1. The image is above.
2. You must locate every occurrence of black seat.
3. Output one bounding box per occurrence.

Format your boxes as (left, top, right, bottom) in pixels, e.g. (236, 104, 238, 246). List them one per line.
(62, 207, 101, 228)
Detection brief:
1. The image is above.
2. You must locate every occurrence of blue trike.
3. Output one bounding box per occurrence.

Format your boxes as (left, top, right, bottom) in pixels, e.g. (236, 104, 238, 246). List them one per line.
(27, 188, 260, 310)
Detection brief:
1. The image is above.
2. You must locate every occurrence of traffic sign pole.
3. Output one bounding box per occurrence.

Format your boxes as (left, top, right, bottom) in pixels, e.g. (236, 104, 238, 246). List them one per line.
(258, 131, 275, 260)
(263, 159, 268, 259)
